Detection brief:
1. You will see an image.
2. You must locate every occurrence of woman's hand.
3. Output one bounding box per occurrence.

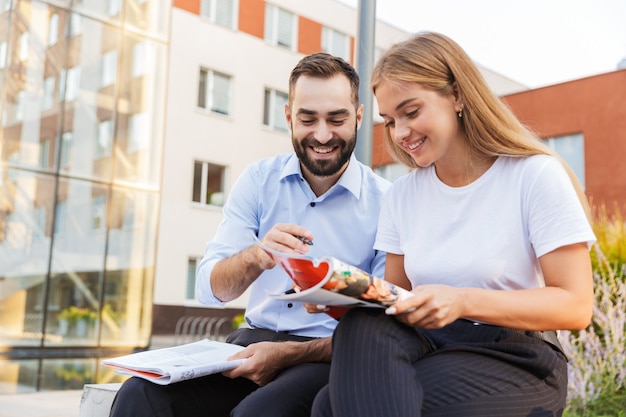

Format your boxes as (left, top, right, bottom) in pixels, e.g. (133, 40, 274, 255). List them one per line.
(386, 284, 465, 329)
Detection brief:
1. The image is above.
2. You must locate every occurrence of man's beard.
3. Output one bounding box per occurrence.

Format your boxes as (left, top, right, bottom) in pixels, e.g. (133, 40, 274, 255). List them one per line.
(292, 131, 357, 177)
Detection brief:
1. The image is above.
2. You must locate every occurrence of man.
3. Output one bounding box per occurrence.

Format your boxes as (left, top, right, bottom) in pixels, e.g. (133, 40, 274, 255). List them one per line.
(109, 53, 390, 417)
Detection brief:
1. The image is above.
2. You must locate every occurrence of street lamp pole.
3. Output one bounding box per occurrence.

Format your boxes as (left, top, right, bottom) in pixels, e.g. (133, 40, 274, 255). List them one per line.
(354, 0, 376, 167)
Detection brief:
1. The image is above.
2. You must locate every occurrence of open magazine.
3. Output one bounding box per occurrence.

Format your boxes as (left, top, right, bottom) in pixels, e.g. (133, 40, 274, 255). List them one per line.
(253, 235, 413, 319)
(102, 339, 245, 385)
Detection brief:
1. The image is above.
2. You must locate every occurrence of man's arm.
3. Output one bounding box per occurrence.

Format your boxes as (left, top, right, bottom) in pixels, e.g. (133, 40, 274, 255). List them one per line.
(210, 245, 273, 302)
(224, 336, 332, 386)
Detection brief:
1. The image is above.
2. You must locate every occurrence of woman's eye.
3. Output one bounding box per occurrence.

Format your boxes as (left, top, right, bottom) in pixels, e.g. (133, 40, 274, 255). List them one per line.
(384, 120, 395, 128)
(406, 110, 418, 119)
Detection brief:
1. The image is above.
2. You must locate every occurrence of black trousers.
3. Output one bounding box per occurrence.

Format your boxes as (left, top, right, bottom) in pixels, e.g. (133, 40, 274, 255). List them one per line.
(109, 328, 330, 417)
(312, 308, 567, 417)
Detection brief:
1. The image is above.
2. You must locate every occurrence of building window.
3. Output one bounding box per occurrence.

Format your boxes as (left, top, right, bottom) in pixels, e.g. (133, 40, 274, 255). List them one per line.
(321, 27, 350, 62)
(60, 67, 81, 102)
(132, 41, 153, 78)
(0, 41, 6, 68)
(186, 258, 199, 300)
(97, 119, 113, 158)
(264, 4, 296, 50)
(192, 161, 226, 206)
(48, 13, 59, 45)
(60, 131, 73, 168)
(263, 88, 288, 132)
(53, 200, 66, 235)
(101, 50, 117, 87)
(200, 0, 236, 29)
(14, 90, 25, 121)
(197, 68, 231, 115)
(128, 112, 149, 152)
(544, 133, 586, 188)
(70, 12, 82, 36)
(18, 32, 28, 61)
(108, 0, 121, 16)
(91, 195, 106, 230)
(39, 138, 50, 169)
(42, 76, 55, 110)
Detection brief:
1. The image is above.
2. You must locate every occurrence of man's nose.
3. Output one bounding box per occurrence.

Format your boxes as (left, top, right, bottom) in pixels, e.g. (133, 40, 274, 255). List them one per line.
(313, 123, 333, 143)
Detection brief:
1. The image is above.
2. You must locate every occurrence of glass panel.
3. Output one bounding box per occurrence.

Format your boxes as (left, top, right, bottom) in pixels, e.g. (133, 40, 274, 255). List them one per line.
(72, 0, 121, 24)
(0, 359, 38, 394)
(215, 0, 234, 28)
(60, 17, 121, 182)
(206, 163, 225, 206)
(44, 178, 109, 347)
(273, 90, 288, 131)
(100, 186, 159, 346)
(186, 258, 197, 299)
(114, 33, 167, 187)
(192, 161, 202, 203)
(124, 0, 171, 38)
(1, 2, 66, 174)
(197, 68, 207, 108)
(276, 8, 293, 48)
(211, 71, 230, 115)
(547, 133, 585, 188)
(41, 358, 97, 390)
(0, 169, 55, 347)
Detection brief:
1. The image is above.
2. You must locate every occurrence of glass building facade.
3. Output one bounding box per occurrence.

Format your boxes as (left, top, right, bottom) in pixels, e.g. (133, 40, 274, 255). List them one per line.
(0, 0, 170, 392)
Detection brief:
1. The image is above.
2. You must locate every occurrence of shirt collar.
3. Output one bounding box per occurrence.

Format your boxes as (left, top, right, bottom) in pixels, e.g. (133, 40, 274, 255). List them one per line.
(280, 153, 362, 199)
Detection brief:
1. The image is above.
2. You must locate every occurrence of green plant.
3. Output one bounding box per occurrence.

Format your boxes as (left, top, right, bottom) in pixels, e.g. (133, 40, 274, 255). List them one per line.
(560, 205, 626, 416)
(57, 306, 98, 324)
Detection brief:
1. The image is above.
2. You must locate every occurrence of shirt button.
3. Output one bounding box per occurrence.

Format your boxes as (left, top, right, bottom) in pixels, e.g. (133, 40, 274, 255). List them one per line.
(287, 303, 293, 308)
(310, 202, 315, 207)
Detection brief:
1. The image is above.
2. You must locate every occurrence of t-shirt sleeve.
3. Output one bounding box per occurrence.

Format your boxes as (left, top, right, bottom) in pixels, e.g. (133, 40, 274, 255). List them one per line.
(525, 157, 596, 258)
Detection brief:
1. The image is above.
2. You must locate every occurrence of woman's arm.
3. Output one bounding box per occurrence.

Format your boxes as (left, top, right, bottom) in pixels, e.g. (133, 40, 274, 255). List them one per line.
(388, 242, 594, 331)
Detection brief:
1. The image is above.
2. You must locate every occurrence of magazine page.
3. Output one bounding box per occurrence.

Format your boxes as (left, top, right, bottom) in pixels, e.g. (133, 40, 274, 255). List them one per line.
(252, 234, 413, 317)
(102, 339, 245, 385)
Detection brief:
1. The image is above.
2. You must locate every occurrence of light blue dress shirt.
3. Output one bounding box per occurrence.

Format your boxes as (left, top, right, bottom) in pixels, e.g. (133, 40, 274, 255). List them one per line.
(196, 152, 391, 338)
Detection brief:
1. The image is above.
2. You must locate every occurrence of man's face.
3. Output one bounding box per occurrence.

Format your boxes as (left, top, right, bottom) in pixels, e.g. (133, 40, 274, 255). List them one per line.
(285, 74, 362, 178)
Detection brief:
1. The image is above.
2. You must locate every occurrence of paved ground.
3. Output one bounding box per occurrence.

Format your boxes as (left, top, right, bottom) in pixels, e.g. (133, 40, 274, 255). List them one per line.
(0, 335, 180, 417)
(0, 389, 83, 417)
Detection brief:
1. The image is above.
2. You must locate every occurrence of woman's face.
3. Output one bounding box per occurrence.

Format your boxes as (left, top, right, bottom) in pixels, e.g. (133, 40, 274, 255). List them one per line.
(375, 80, 463, 169)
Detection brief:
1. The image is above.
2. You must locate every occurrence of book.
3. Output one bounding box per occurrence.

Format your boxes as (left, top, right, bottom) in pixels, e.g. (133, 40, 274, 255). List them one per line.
(253, 235, 413, 319)
(102, 339, 245, 385)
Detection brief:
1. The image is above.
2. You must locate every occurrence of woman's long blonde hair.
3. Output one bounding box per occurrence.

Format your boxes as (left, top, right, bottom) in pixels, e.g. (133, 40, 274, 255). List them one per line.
(372, 32, 591, 218)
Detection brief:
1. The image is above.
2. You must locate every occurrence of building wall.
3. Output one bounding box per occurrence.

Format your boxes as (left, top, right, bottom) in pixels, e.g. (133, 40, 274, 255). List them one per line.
(501, 70, 626, 213)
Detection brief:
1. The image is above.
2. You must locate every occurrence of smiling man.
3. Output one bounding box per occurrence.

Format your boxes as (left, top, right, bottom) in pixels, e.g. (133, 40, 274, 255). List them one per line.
(109, 53, 391, 417)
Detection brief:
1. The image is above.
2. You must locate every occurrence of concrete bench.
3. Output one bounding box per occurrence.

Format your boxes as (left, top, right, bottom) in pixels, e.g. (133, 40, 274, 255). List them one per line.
(79, 383, 121, 417)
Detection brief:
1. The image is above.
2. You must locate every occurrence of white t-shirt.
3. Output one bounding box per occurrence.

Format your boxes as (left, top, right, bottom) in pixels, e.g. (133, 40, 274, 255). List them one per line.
(375, 155, 596, 290)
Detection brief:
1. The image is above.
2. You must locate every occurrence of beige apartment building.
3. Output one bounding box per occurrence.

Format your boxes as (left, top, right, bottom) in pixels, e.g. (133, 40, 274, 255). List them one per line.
(0, 0, 526, 392)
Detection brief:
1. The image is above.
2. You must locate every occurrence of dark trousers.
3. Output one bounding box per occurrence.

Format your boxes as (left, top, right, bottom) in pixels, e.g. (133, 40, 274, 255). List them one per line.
(312, 308, 567, 417)
(109, 328, 330, 417)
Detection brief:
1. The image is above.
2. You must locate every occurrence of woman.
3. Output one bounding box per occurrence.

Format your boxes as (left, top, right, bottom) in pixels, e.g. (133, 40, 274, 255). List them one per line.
(311, 32, 596, 417)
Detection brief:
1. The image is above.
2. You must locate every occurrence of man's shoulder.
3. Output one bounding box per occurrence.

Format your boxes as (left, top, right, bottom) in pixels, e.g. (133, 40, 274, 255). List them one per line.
(246, 153, 295, 176)
(356, 161, 392, 195)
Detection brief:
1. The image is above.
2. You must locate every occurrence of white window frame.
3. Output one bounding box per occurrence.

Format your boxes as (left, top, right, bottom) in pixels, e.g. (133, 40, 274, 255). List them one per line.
(197, 68, 231, 115)
(263, 88, 288, 132)
(200, 0, 237, 29)
(321, 26, 350, 62)
(264, 4, 296, 50)
(192, 160, 226, 206)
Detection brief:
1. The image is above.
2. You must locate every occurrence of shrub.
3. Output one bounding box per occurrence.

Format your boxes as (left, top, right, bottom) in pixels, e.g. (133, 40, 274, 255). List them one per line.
(561, 206, 626, 416)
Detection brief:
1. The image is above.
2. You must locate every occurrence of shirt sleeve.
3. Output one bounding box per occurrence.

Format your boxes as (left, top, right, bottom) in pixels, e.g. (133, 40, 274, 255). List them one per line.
(525, 157, 596, 258)
(195, 166, 261, 305)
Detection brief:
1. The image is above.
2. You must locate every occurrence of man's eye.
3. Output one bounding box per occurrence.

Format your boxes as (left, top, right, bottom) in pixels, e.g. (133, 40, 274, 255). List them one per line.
(330, 119, 345, 126)
(301, 119, 315, 125)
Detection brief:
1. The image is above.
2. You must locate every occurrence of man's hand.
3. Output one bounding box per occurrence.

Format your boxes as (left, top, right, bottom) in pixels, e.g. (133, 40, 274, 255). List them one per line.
(222, 342, 295, 386)
(222, 337, 332, 386)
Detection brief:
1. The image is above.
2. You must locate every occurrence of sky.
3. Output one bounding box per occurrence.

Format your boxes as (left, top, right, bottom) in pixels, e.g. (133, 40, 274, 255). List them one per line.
(337, 0, 626, 88)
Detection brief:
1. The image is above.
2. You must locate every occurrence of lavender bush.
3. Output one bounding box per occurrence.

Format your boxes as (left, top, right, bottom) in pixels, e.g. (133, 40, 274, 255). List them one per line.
(560, 206, 626, 415)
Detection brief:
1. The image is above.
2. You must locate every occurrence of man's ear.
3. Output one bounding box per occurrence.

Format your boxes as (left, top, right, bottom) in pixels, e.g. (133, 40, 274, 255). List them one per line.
(355, 104, 364, 130)
(284, 104, 292, 127)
